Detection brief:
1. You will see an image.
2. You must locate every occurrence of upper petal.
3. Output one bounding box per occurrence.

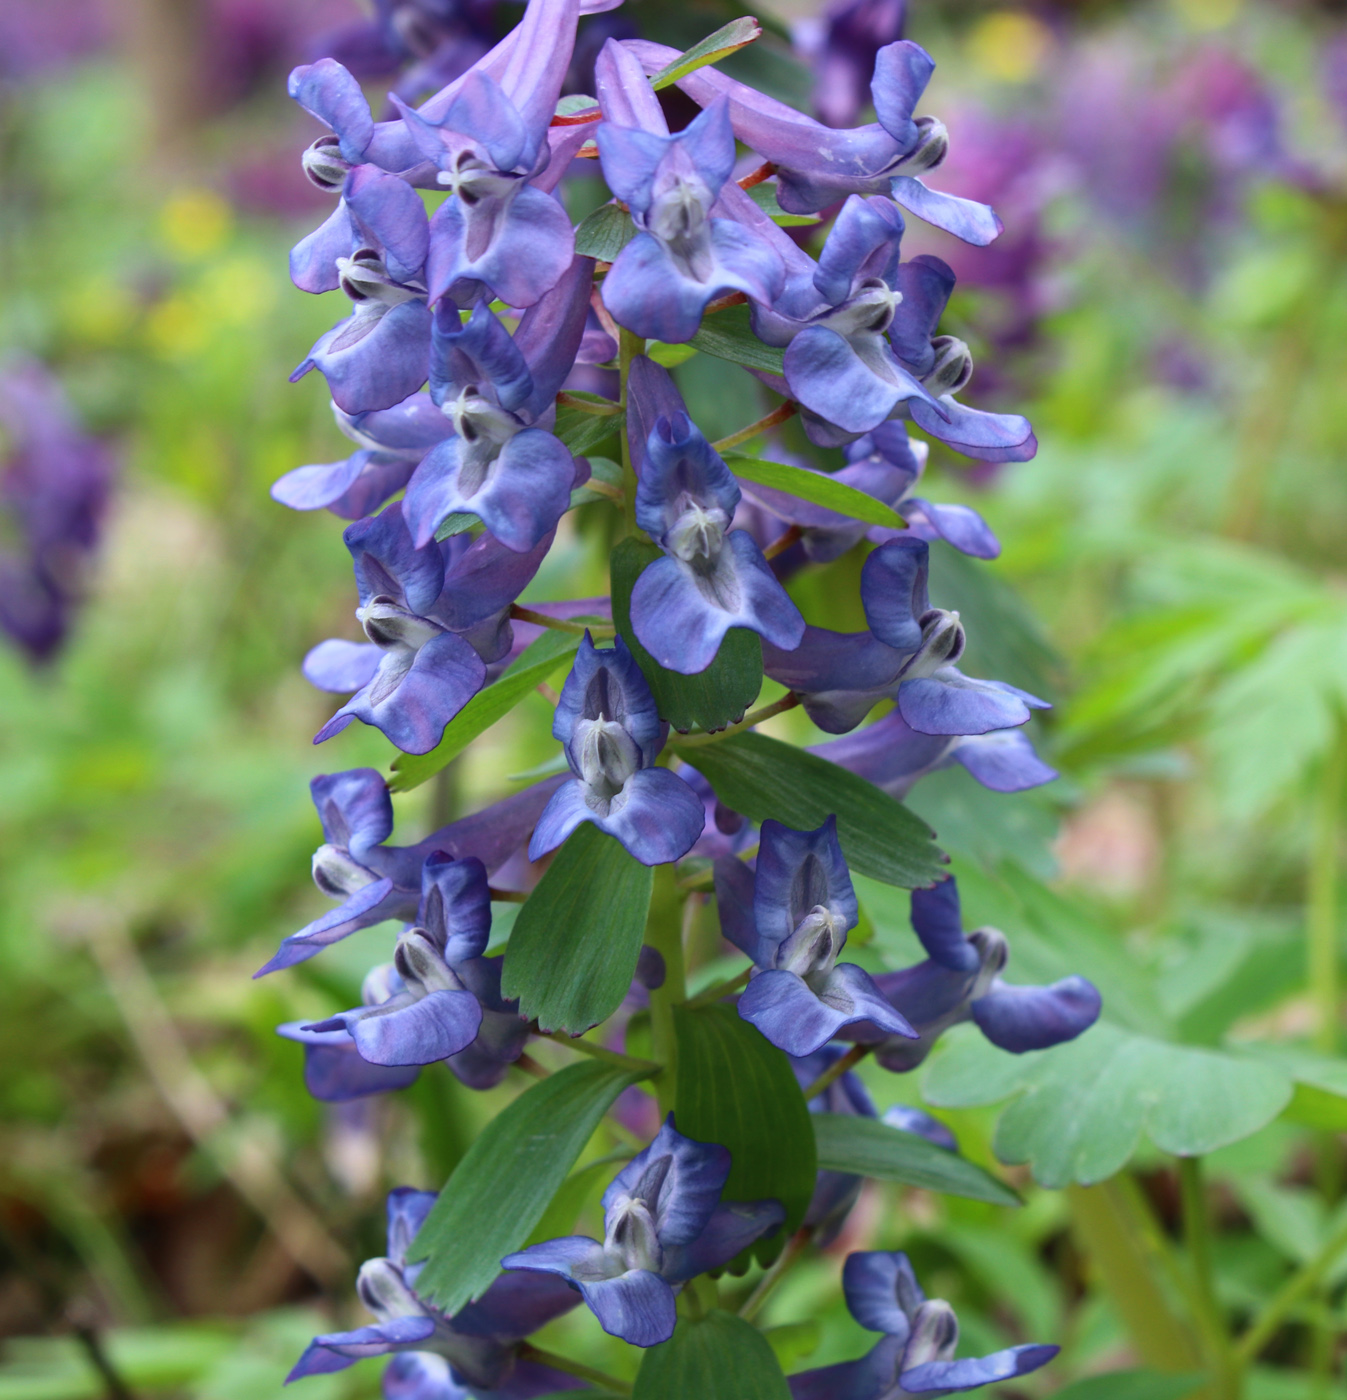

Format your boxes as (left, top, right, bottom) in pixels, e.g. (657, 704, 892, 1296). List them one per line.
(970, 977, 1102, 1053)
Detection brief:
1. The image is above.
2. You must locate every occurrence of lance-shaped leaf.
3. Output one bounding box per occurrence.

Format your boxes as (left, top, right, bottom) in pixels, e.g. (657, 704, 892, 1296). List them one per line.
(921, 1021, 1294, 1189)
(725, 455, 905, 529)
(613, 537, 764, 733)
(575, 204, 638, 262)
(633, 1310, 791, 1400)
(673, 1004, 815, 1264)
(411, 1060, 646, 1314)
(811, 1113, 1019, 1206)
(674, 732, 946, 888)
(389, 630, 581, 792)
(502, 823, 655, 1032)
(649, 18, 764, 91)
(689, 305, 786, 375)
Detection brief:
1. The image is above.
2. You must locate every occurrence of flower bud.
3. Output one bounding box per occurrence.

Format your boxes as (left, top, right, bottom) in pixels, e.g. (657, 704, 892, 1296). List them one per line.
(302, 135, 352, 193)
(924, 336, 974, 396)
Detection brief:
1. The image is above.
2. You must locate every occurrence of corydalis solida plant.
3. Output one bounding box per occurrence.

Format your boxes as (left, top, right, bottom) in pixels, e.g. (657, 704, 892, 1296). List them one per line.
(267, 0, 1099, 1389)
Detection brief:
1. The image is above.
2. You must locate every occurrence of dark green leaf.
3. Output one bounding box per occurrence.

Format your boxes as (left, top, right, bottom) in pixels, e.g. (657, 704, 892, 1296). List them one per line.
(649, 18, 763, 90)
(1050, 1371, 1204, 1400)
(634, 1310, 790, 1400)
(673, 1003, 815, 1263)
(674, 732, 946, 888)
(611, 536, 763, 733)
(523, 1154, 618, 1246)
(502, 823, 655, 1032)
(747, 181, 820, 226)
(434, 512, 484, 541)
(556, 407, 620, 456)
(575, 203, 637, 262)
(811, 1112, 1020, 1206)
(689, 305, 786, 375)
(921, 1022, 1292, 1189)
(725, 454, 904, 528)
(411, 1061, 646, 1313)
(389, 630, 580, 792)
(903, 766, 1060, 880)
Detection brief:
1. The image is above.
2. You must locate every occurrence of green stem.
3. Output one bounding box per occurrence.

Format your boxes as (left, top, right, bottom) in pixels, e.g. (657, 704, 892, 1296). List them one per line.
(1179, 1157, 1238, 1400)
(799, 1044, 869, 1102)
(1309, 715, 1345, 1057)
(739, 1227, 812, 1322)
(543, 1031, 660, 1078)
(618, 326, 644, 539)
(509, 605, 614, 637)
(709, 400, 798, 454)
(517, 1343, 631, 1395)
(683, 966, 752, 1009)
(646, 863, 686, 1117)
(556, 390, 622, 416)
(1233, 1211, 1347, 1366)
(672, 693, 801, 748)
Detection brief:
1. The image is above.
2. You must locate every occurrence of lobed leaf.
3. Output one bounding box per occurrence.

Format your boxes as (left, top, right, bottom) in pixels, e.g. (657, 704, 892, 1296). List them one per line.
(676, 731, 946, 888)
(411, 1061, 647, 1314)
(389, 629, 580, 792)
(634, 1310, 791, 1399)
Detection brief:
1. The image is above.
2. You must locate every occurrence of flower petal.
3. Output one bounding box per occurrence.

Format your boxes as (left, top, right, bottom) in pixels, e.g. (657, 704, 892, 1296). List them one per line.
(843, 1249, 924, 1336)
(313, 767, 395, 853)
(908, 396, 1036, 463)
(903, 498, 1000, 560)
(276, 1022, 421, 1101)
(352, 988, 484, 1065)
(785, 327, 928, 436)
(286, 1317, 437, 1381)
(909, 877, 977, 972)
(303, 639, 382, 694)
(603, 1116, 731, 1246)
(581, 1270, 678, 1347)
(970, 977, 1101, 1053)
(900, 1344, 1060, 1393)
(951, 729, 1057, 792)
(256, 878, 398, 976)
(889, 177, 1003, 246)
(898, 672, 1038, 737)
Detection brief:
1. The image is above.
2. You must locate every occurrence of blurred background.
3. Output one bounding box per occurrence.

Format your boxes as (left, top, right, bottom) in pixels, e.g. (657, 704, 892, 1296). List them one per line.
(3, 0, 1347, 1395)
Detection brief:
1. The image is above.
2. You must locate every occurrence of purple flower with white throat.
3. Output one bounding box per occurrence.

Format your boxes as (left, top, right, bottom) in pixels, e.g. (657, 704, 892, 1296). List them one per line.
(403, 257, 592, 551)
(593, 40, 784, 343)
(843, 877, 1100, 1073)
(288, 1188, 582, 1397)
(716, 818, 917, 1057)
(789, 1250, 1058, 1399)
(502, 1117, 784, 1347)
(529, 634, 706, 866)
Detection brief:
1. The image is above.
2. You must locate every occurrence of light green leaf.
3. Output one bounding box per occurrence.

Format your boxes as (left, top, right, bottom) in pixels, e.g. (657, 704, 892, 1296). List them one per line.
(612, 536, 763, 733)
(725, 454, 904, 528)
(649, 18, 763, 90)
(575, 202, 637, 262)
(922, 1021, 1293, 1188)
(434, 511, 484, 541)
(523, 1154, 622, 1246)
(674, 1004, 816, 1262)
(411, 1061, 645, 1313)
(389, 629, 580, 792)
(646, 341, 699, 368)
(1050, 1371, 1205, 1400)
(633, 1310, 791, 1400)
(811, 1112, 1020, 1205)
(673, 731, 946, 888)
(747, 181, 819, 226)
(689, 305, 786, 375)
(502, 823, 654, 1032)
(556, 406, 620, 455)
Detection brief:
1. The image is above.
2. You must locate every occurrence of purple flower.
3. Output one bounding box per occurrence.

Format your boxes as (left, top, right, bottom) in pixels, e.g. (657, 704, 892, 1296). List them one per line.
(626, 358, 804, 673)
(270, 392, 454, 520)
(810, 708, 1057, 801)
(716, 819, 916, 1057)
(502, 1117, 784, 1346)
(593, 41, 784, 343)
(529, 634, 706, 865)
(276, 1017, 423, 1102)
(806, 0, 908, 130)
(257, 770, 564, 976)
(288, 1188, 581, 1396)
(621, 37, 999, 244)
(789, 1250, 1058, 1398)
(0, 360, 115, 661)
(842, 877, 1101, 1073)
(403, 257, 593, 550)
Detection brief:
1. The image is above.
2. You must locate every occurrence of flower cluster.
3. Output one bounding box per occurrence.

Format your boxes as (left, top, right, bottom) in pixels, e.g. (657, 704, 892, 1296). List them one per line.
(264, 0, 1101, 1388)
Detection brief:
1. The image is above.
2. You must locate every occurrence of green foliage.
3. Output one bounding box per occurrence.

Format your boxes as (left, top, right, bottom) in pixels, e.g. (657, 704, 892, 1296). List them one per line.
(502, 824, 655, 1032)
(688, 306, 786, 374)
(725, 455, 905, 528)
(673, 1005, 816, 1261)
(633, 1310, 791, 1400)
(411, 1061, 646, 1313)
(611, 537, 764, 732)
(648, 18, 764, 90)
(672, 732, 947, 887)
(574, 204, 637, 262)
(1051, 1372, 1205, 1400)
(810, 1112, 1021, 1205)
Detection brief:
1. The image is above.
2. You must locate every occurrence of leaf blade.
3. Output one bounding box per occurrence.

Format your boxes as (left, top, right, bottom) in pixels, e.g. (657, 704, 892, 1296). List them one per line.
(649, 19, 763, 91)
(688, 305, 786, 375)
(634, 1310, 791, 1400)
(726, 455, 905, 529)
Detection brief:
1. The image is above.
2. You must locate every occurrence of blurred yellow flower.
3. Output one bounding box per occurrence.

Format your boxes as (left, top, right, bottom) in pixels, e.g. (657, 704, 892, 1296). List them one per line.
(145, 294, 207, 356)
(160, 188, 233, 259)
(967, 11, 1054, 84)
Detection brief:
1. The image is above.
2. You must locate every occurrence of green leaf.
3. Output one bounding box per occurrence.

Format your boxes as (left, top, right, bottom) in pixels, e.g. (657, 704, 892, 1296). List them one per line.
(903, 767, 1060, 880)
(811, 1112, 1020, 1206)
(570, 455, 625, 509)
(434, 511, 484, 541)
(1049, 1371, 1205, 1400)
(689, 305, 786, 375)
(633, 1310, 791, 1400)
(673, 1003, 816, 1262)
(725, 455, 904, 528)
(389, 630, 580, 792)
(649, 18, 763, 90)
(501, 823, 655, 1032)
(523, 1154, 619, 1246)
(747, 181, 820, 226)
(411, 1061, 645, 1313)
(556, 406, 620, 456)
(611, 536, 763, 732)
(921, 1021, 1293, 1188)
(646, 342, 698, 368)
(575, 203, 638, 262)
(674, 731, 946, 888)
